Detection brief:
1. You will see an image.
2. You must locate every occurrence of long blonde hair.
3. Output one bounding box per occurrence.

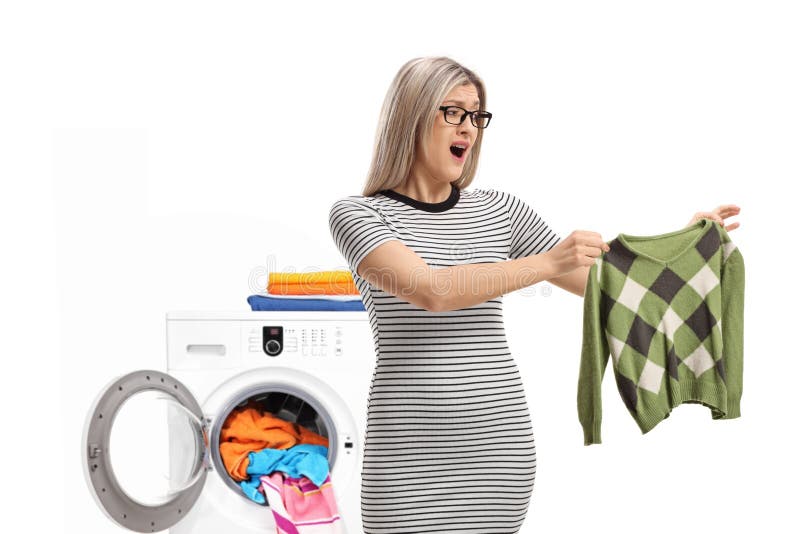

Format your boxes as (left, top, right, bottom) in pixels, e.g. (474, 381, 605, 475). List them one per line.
(362, 56, 487, 196)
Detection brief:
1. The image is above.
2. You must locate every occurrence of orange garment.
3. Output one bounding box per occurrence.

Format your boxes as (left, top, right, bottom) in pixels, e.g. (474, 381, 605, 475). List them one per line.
(268, 271, 354, 285)
(268, 282, 358, 295)
(267, 270, 359, 295)
(219, 407, 329, 481)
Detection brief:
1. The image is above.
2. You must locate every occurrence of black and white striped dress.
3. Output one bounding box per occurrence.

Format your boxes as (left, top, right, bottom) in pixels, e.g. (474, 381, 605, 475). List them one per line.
(328, 184, 562, 534)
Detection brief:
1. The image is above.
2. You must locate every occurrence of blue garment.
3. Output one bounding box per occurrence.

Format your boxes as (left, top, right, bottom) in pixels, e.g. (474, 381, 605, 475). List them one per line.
(239, 444, 330, 503)
(247, 294, 365, 311)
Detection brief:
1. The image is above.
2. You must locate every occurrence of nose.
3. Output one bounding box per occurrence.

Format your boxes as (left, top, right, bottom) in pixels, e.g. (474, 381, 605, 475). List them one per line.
(458, 113, 478, 138)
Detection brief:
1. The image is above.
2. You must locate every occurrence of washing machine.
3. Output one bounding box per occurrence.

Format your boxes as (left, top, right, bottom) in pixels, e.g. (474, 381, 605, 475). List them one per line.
(82, 310, 374, 533)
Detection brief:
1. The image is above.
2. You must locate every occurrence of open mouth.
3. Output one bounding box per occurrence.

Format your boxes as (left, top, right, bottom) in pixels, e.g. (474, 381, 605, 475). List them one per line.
(450, 145, 466, 159)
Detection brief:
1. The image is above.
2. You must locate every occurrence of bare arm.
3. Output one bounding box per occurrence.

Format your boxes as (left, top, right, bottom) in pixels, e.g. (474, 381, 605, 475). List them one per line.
(428, 253, 559, 312)
(357, 230, 607, 312)
(549, 264, 592, 298)
(357, 240, 558, 312)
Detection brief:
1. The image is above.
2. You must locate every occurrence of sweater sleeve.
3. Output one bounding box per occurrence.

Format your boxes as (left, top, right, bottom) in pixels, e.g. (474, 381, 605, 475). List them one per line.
(577, 259, 611, 445)
(717, 241, 745, 419)
(328, 198, 399, 275)
(502, 190, 562, 259)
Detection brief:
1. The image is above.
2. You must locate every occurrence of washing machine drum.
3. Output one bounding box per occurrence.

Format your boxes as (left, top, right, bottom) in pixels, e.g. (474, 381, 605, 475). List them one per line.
(213, 388, 338, 495)
(229, 390, 329, 436)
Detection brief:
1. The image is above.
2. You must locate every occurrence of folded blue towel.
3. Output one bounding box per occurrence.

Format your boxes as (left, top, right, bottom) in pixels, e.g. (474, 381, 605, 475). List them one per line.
(247, 294, 365, 311)
(239, 444, 330, 503)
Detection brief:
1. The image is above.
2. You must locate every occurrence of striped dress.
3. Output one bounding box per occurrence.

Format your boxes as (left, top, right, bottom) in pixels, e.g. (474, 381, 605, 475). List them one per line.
(328, 183, 562, 534)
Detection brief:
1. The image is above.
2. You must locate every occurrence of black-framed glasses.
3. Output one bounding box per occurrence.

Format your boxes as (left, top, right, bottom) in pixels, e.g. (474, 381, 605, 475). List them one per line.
(438, 106, 492, 129)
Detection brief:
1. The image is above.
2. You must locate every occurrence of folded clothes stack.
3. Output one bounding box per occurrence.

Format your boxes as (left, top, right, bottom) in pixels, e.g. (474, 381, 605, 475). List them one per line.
(268, 271, 359, 295)
(247, 270, 366, 311)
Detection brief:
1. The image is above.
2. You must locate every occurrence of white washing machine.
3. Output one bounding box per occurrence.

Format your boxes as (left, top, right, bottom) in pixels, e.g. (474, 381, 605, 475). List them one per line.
(82, 310, 374, 533)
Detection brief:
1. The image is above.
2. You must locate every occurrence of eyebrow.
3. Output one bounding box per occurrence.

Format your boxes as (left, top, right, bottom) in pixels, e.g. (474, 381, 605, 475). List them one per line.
(443, 99, 481, 107)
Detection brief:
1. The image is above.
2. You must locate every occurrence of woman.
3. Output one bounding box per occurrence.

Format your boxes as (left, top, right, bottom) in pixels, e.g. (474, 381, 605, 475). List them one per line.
(328, 56, 740, 534)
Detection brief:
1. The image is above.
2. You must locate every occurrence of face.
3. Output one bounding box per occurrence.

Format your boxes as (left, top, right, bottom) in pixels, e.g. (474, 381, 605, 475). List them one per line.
(410, 83, 480, 185)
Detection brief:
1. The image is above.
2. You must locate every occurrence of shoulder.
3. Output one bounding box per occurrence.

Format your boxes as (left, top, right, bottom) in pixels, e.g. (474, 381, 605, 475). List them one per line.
(461, 187, 507, 203)
(464, 187, 529, 200)
(471, 189, 552, 225)
(328, 195, 390, 228)
(329, 194, 385, 213)
(463, 187, 526, 210)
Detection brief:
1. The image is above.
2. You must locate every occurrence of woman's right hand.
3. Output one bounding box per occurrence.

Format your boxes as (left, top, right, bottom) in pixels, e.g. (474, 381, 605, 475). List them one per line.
(544, 230, 610, 278)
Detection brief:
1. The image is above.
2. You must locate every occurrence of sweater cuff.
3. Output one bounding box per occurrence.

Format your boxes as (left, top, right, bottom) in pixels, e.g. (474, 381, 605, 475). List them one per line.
(583, 421, 602, 446)
(724, 395, 741, 419)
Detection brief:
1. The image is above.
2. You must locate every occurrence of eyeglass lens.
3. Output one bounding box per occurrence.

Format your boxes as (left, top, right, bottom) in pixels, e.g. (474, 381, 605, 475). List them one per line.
(443, 107, 491, 128)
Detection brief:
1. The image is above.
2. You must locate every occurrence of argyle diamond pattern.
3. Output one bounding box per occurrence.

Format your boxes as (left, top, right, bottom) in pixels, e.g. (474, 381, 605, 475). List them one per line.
(578, 218, 745, 445)
(601, 240, 724, 394)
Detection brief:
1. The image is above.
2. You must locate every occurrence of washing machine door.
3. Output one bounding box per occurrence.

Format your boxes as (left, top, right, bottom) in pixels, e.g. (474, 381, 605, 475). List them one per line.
(82, 370, 208, 533)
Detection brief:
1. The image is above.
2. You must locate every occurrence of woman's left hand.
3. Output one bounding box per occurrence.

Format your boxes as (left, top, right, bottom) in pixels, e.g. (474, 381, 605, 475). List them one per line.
(687, 204, 741, 232)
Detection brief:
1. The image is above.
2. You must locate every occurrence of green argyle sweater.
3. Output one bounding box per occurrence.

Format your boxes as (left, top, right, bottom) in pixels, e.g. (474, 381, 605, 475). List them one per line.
(578, 218, 745, 445)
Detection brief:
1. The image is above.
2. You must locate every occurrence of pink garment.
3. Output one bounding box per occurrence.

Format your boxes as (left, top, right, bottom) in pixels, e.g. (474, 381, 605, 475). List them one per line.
(260, 472, 343, 534)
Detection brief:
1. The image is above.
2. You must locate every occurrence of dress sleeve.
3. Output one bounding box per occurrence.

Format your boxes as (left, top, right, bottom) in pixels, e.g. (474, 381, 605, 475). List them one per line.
(503, 190, 562, 259)
(328, 198, 399, 275)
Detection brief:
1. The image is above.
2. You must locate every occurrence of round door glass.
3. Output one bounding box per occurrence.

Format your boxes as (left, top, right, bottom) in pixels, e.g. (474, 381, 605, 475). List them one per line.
(108, 389, 205, 506)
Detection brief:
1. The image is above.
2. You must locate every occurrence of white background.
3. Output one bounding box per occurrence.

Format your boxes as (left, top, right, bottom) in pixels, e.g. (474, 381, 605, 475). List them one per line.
(2, 0, 798, 532)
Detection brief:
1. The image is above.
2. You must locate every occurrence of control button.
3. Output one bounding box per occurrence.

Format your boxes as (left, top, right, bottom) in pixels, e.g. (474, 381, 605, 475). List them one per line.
(265, 339, 281, 356)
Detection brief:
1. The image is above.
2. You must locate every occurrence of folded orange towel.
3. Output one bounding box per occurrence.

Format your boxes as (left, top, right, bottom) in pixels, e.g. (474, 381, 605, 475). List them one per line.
(219, 407, 330, 481)
(268, 271, 354, 285)
(267, 271, 359, 295)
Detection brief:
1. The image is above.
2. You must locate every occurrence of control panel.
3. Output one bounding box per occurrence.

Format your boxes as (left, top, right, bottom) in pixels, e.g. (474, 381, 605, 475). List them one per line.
(244, 324, 347, 357)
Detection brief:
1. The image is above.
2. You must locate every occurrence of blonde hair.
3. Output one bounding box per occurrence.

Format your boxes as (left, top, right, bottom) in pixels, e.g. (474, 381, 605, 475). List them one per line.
(362, 56, 487, 196)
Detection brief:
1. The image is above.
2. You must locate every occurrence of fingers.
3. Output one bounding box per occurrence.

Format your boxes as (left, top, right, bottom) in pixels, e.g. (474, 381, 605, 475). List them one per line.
(691, 212, 724, 225)
(702, 204, 742, 227)
(587, 244, 608, 259)
(714, 205, 741, 232)
(571, 230, 610, 252)
(580, 238, 610, 257)
(712, 205, 741, 223)
(714, 204, 741, 216)
(702, 212, 724, 224)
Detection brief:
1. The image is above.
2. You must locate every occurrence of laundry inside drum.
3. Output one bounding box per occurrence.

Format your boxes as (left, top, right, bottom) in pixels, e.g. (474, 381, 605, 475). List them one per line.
(216, 390, 332, 504)
(250, 391, 328, 437)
